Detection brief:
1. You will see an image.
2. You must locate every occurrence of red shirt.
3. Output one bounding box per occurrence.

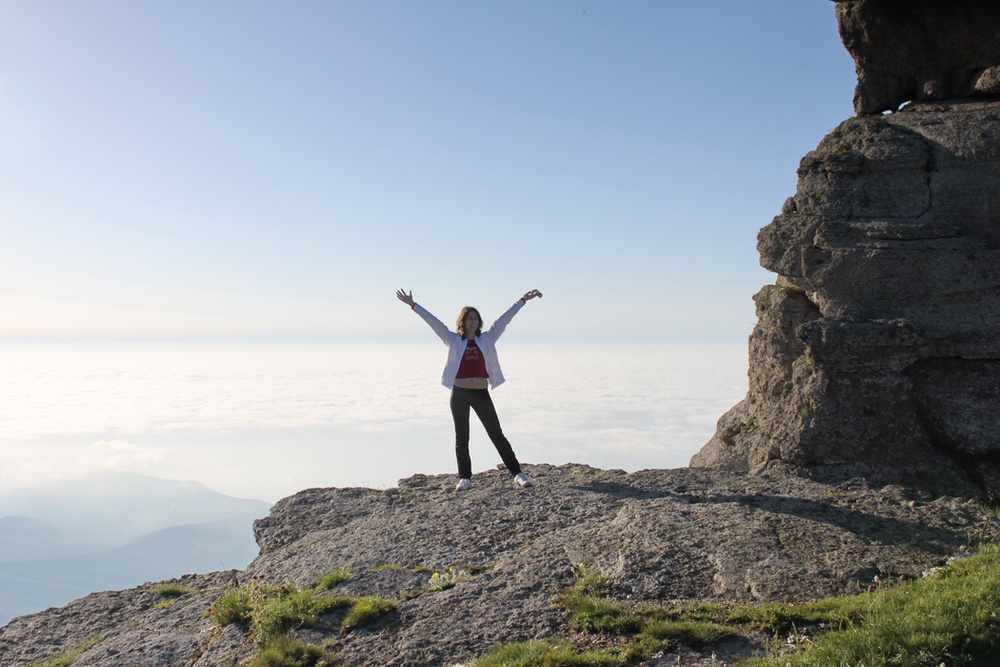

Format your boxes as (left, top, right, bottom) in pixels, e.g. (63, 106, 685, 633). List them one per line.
(455, 338, 489, 379)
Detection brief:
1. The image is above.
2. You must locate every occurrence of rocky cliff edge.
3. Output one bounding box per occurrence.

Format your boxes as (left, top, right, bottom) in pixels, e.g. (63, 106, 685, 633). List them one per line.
(1, 463, 997, 666)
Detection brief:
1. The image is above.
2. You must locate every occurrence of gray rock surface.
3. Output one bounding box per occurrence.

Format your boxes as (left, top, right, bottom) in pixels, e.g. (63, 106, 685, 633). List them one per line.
(833, 0, 1000, 115)
(693, 0, 1000, 498)
(692, 98, 1000, 499)
(2, 464, 995, 666)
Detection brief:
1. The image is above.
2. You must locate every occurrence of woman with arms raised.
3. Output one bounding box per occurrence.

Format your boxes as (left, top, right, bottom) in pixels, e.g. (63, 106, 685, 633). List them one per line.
(396, 288, 543, 491)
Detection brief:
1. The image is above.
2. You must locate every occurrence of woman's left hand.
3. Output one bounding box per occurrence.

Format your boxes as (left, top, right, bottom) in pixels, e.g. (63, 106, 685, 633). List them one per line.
(396, 289, 416, 307)
(522, 289, 543, 301)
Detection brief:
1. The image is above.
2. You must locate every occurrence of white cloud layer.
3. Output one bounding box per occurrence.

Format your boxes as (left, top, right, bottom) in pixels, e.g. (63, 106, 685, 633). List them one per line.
(0, 340, 747, 501)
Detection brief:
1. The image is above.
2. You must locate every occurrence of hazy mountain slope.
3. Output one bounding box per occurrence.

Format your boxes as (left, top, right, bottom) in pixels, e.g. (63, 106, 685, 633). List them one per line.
(0, 471, 270, 546)
(0, 472, 269, 625)
(0, 516, 82, 562)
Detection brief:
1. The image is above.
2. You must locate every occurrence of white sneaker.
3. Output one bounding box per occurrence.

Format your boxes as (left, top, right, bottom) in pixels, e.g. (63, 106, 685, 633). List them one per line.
(455, 478, 471, 491)
(514, 472, 533, 488)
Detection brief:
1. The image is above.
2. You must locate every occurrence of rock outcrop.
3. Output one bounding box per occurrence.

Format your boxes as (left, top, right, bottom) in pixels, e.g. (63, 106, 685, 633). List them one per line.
(1, 464, 996, 666)
(693, 3, 1000, 500)
(834, 0, 1000, 115)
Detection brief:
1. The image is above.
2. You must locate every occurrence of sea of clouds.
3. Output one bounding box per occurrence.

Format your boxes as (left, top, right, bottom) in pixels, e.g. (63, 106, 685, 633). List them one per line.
(0, 339, 748, 502)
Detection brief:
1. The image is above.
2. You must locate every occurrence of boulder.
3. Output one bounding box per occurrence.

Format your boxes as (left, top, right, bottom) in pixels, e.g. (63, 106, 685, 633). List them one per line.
(833, 0, 1000, 114)
(692, 99, 1000, 499)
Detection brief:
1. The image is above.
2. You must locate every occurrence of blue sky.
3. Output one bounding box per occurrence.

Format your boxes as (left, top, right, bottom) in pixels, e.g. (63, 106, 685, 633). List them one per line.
(2, 1, 856, 341)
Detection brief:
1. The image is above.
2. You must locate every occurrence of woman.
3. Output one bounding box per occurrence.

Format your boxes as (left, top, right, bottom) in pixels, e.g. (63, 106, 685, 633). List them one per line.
(396, 288, 543, 490)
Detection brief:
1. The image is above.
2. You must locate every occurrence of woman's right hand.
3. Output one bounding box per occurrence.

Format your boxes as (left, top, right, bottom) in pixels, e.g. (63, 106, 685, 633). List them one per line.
(522, 289, 543, 301)
(396, 289, 415, 307)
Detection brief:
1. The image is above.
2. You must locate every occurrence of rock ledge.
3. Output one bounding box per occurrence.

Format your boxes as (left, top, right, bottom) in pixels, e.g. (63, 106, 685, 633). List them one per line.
(1, 464, 995, 666)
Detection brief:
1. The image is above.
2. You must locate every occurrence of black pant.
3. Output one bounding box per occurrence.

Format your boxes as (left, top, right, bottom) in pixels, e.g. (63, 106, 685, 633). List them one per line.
(450, 387, 522, 479)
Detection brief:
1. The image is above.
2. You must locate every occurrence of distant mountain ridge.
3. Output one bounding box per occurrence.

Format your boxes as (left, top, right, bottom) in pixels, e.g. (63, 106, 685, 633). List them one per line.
(0, 471, 269, 545)
(0, 471, 270, 625)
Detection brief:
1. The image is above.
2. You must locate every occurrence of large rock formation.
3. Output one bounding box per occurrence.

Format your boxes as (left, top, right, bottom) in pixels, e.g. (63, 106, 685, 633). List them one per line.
(692, 1, 1000, 499)
(1, 465, 995, 666)
(834, 0, 1000, 115)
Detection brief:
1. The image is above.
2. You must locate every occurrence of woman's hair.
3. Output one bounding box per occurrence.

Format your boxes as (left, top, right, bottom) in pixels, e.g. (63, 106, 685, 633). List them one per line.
(456, 307, 483, 338)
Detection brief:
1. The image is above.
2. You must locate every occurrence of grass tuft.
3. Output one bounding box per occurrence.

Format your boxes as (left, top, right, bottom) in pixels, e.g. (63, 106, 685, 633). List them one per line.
(342, 596, 397, 631)
(244, 634, 336, 667)
(473, 638, 618, 667)
(249, 588, 345, 644)
(639, 619, 734, 647)
(726, 596, 864, 634)
(209, 580, 350, 645)
(316, 567, 351, 590)
(27, 634, 101, 667)
(155, 583, 194, 598)
(558, 573, 641, 636)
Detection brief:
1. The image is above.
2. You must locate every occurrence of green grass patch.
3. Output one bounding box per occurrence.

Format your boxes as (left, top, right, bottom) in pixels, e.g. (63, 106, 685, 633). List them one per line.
(639, 619, 734, 646)
(316, 567, 351, 590)
(155, 583, 195, 598)
(472, 638, 619, 667)
(27, 634, 101, 667)
(726, 596, 865, 634)
(478, 545, 1000, 666)
(342, 596, 397, 631)
(250, 588, 348, 644)
(745, 544, 1000, 666)
(244, 634, 337, 667)
(154, 583, 195, 608)
(210, 577, 352, 667)
(567, 594, 643, 635)
(212, 543, 1000, 667)
(209, 584, 260, 627)
(543, 572, 735, 664)
(557, 573, 640, 635)
(209, 580, 350, 645)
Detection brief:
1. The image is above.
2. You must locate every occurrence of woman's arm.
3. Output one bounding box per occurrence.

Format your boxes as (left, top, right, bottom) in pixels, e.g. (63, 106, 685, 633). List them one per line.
(489, 289, 543, 340)
(397, 288, 453, 345)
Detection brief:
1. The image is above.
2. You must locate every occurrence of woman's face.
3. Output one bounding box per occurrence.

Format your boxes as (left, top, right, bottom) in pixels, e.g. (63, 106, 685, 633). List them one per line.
(463, 311, 481, 337)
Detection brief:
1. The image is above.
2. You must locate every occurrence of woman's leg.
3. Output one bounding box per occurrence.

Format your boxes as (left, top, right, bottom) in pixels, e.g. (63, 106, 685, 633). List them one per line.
(450, 389, 473, 479)
(467, 389, 522, 476)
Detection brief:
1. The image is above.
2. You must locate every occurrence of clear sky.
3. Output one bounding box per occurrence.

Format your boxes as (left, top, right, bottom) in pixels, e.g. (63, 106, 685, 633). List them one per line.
(1, 1, 857, 342)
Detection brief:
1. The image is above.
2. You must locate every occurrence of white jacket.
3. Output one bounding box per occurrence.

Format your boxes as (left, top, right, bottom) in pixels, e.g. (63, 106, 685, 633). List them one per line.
(412, 299, 526, 389)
